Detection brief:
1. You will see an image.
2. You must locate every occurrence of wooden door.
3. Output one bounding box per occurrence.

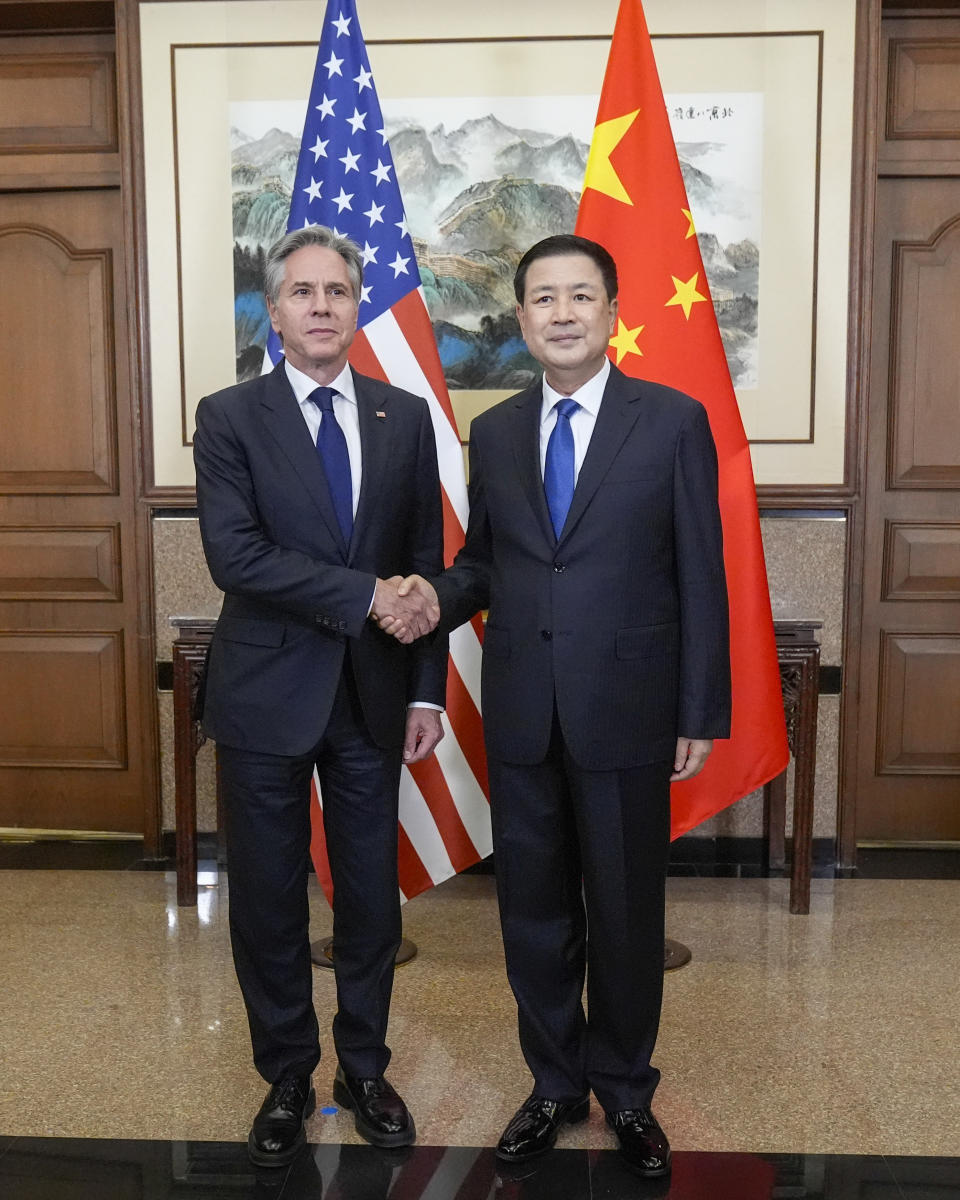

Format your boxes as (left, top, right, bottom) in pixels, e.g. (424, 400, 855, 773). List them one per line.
(854, 15, 960, 842)
(0, 27, 157, 837)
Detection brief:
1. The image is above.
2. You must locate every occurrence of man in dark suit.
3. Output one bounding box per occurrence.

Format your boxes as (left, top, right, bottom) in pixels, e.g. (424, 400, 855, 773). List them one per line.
(389, 234, 730, 1177)
(193, 225, 445, 1166)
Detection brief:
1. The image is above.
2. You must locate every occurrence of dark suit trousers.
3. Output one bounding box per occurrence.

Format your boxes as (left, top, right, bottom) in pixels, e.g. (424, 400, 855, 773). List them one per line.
(218, 664, 403, 1084)
(488, 716, 672, 1113)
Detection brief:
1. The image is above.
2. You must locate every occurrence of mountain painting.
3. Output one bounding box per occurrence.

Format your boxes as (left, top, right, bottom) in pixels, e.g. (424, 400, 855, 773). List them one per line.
(229, 93, 761, 390)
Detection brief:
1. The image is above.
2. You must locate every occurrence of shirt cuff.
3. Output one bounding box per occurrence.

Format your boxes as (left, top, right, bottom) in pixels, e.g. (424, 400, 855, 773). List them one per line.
(407, 702, 444, 712)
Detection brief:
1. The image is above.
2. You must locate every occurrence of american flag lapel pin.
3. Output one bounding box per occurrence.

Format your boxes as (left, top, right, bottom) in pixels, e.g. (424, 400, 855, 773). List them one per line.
(375, 410, 386, 420)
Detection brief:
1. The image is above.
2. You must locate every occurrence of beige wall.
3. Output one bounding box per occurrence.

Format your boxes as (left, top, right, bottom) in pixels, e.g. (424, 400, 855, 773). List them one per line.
(154, 513, 845, 841)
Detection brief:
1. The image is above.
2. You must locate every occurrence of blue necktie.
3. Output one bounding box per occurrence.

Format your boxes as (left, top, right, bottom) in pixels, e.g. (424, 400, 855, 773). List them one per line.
(543, 397, 579, 538)
(311, 386, 353, 544)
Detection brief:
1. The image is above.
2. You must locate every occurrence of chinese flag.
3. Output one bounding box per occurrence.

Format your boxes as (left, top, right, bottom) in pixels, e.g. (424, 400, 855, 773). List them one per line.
(575, 0, 789, 837)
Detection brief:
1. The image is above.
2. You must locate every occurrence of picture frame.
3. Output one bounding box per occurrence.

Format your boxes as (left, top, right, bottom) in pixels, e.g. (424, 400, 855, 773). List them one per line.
(133, 0, 857, 491)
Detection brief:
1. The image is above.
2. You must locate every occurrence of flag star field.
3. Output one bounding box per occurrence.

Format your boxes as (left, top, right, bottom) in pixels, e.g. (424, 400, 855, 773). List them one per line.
(287, 6, 420, 329)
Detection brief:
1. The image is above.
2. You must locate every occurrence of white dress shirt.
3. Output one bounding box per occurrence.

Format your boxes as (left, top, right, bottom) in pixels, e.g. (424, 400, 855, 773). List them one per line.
(285, 358, 362, 517)
(539, 357, 611, 482)
(284, 358, 440, 712)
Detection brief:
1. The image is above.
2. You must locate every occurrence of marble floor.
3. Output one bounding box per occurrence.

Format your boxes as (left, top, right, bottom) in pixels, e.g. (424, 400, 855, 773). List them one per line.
(0, 865, 958, 1197)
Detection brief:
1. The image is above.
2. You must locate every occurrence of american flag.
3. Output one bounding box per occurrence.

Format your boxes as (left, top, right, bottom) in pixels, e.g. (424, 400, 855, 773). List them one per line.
(263, 0, 491, 901)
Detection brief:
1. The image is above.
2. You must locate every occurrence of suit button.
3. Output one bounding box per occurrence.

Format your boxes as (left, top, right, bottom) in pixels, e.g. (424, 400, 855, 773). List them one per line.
(541, 630, 552, 641)
(553, 562, 565, 573)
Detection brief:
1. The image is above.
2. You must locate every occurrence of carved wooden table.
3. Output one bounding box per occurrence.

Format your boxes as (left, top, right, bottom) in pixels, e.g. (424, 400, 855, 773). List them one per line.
(766, 620, 822, 914)
(171, 617, 822, 912)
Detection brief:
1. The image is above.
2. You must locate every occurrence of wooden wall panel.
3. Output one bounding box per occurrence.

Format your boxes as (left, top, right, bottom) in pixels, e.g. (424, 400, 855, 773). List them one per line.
(849, 9, 960, 844)
(0, 20, 161, 841)
(877, 632, 960, 773)
(883, 520, 960, 599)
(0, 51, 117, 152)
(887, 36, 960, 138)
(888, 216, 960, 487)
(0, 631, 126, 767)
(880, 18, 960, 173)
(0, 525, 120, 600)
(0, 34, 119, 195)
(0, 226, 117, 493)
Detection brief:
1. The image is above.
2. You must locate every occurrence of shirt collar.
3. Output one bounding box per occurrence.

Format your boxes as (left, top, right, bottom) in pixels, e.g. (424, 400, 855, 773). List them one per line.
(540, 357, 610, 426)
(284, 358, 357, 407)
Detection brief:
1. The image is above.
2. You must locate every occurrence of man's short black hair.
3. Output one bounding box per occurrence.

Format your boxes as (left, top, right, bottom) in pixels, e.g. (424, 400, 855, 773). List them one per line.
(514, 234, 619, 304)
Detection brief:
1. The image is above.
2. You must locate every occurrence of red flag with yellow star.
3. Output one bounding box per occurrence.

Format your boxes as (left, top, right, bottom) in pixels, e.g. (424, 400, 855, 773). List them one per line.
(576, 0, 789, 838)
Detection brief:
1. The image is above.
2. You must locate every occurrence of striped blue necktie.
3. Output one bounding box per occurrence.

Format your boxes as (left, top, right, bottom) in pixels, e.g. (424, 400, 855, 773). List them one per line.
(311, 386, 353, 544)
(543, 397, 579, 538)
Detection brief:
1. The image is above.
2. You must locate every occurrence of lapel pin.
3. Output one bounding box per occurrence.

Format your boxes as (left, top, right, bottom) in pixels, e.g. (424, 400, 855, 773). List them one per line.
(375, 411, 386, 420)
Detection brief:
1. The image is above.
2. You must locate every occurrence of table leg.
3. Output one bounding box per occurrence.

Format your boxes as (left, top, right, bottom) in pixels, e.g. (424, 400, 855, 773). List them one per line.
(763, 771, 788, 875)
(790, 654, 819, 914)
(173, 648, 199, 907)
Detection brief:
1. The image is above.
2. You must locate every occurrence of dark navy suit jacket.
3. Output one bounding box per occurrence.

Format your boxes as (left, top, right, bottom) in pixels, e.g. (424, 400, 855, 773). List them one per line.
(193, 360, 447, 756)
(434, 364, 730, 771)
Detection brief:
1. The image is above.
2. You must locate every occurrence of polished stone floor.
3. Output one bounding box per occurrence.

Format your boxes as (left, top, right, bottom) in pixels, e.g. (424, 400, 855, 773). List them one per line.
(2, 1138, 958, 1198)
(0, 862, 958, 1197)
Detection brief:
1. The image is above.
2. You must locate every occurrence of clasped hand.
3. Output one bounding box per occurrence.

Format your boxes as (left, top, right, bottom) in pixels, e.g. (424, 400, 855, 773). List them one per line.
(371, 575, 439, 644)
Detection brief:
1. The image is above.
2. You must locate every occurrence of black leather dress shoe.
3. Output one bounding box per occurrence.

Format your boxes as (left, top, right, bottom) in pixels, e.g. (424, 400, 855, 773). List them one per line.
(496, 1094, 590, 1161)
(605, 1108, 671, 1177)
(247, 1074, 316, 1167)
(332, 1066, 415, 1147)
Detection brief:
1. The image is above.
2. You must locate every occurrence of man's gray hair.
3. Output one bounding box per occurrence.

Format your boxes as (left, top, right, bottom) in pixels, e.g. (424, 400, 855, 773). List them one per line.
(264, 225, 363, 304)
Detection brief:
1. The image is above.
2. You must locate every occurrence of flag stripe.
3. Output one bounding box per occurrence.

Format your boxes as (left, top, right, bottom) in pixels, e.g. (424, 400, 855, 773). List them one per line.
(440, 489, 466, 572)
(355, 308, 469, 533)
(397, 820, 434, 902)
(399, 771, 456, 883)
(444, 655, 489, 797)
(449, 618, 484, 712)
(309, 773, 335, 904)
(432, 717, 491, 856)
(406, 754, 480, 872)
(362, 308, 469, 528)
(348, 327, 389, 383)
(393, 289, 461, 430)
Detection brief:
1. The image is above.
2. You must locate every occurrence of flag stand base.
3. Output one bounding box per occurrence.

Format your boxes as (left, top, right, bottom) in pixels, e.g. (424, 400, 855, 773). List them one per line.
(664, 939, 692, 971)
(312, 937, 686, 971)
(311, 937, 418, 970)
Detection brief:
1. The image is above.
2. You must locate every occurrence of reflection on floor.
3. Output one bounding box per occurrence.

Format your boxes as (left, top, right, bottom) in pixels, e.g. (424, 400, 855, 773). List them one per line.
(0, 864, 958, 1196)
(1, 1139, 958, 1199)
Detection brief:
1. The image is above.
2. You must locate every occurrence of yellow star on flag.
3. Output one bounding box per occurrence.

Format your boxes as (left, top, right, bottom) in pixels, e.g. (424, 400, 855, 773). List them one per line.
(665, 272, 709, 320)
(609, 318, 644, 364)
(582, 109, 640, 205)
(681, 208, 696, 239)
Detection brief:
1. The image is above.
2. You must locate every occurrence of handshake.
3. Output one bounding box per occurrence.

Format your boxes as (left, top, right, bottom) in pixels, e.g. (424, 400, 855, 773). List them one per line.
(371, 574, 439, 644)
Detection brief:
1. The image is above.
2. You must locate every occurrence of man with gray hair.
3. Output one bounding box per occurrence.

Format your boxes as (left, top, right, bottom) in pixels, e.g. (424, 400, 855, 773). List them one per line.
(194, 225, 444, 1165)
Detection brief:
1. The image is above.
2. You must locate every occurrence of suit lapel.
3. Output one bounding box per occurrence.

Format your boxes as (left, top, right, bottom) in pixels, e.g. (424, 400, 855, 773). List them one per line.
(350, 369, 389, 563)
(558, 367, 644, 546)
(510, 383, 556, 547)
(258, 360, 347, 557)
